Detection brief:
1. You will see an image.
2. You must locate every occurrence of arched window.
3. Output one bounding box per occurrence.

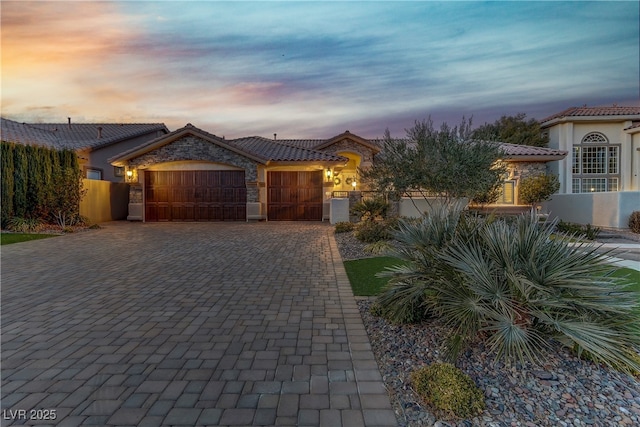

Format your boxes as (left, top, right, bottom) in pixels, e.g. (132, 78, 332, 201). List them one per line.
(572, 132, 619, 193)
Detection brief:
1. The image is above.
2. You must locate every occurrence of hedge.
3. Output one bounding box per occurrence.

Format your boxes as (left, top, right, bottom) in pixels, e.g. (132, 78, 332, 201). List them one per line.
(1, 141, 84, 228)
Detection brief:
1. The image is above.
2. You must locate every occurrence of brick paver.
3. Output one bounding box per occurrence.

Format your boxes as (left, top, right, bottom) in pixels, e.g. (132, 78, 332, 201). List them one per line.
(1, 222, 397, 426)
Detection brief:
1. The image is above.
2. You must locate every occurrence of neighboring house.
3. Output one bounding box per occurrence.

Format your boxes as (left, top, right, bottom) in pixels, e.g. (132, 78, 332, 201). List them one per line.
(109, 123, 566, 222)
(540, 106, 640, 228)
(1, 117, 169, 222)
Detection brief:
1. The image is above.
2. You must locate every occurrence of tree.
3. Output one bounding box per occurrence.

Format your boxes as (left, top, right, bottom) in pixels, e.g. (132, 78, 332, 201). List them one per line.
(471, 113, 548, 147)
(361, 117, 507, 208)
(518, 173, 560, 207)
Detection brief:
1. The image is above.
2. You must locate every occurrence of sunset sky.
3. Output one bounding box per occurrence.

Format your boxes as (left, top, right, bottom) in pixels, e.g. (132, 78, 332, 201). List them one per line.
(2, 1, 638, 139)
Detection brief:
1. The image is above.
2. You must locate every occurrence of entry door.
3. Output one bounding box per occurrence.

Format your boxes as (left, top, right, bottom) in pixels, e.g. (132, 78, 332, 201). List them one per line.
(145, 170, 246, 221)
(267, 171, 323, 221)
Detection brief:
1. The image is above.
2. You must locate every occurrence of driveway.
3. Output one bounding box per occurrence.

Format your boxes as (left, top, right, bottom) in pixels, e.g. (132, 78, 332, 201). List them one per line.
(1, 222, 397, 426)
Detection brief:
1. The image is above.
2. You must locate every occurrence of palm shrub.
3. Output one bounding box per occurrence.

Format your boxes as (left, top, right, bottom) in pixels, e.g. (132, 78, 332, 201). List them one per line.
(377, 204, 640, 371)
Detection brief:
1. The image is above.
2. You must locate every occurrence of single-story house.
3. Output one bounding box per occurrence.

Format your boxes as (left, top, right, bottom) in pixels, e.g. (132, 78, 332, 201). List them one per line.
(108, 123, 567, 222)
(1, 117, 169, 221)
(540, 106, 640, 228)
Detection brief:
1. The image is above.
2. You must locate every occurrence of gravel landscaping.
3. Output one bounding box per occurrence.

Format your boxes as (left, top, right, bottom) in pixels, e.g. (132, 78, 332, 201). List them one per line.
(335, 230, 640, 427)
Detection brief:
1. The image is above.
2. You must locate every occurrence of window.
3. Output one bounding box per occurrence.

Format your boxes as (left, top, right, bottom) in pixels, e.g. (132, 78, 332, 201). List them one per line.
(86, 168, 102, 180)
(114, 166, 125, 177)
(571, 133, 619, 193)
(497, 180, 515, 204)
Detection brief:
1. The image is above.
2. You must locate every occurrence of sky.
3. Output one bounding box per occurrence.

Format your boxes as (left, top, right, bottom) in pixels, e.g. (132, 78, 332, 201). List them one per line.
(1, 1, 638, 139)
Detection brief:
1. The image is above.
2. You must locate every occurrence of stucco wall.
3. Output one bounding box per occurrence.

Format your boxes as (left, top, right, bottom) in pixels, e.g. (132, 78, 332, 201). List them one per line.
(543, 191, 640, 229)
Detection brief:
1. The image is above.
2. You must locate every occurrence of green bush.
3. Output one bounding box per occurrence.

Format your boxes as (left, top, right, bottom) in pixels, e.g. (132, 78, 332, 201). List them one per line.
(377, 205, 640, 371)
(354, 218, 398, 243)
(6, 217, 44, 233)
(519, 173, 560, 207)
(411, 363, 485, 419)
(629, 211, 640, 234)
(350, 197, 389, 222)
(334, 221, 355, 233)
(556, 220, 601, 240)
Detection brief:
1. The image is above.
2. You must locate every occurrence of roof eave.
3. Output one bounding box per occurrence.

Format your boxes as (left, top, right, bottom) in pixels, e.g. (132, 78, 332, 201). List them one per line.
(541, 115, 640, 128)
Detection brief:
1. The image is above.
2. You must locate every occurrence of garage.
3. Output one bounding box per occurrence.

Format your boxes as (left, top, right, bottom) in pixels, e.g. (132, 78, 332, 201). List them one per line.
(145, 170, 246, 221)
(267, 171, 323, 221)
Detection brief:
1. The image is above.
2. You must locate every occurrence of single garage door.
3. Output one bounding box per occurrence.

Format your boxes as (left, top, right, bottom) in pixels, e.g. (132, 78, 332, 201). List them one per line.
(145, 170, 246, 221)
(268, 171, 323, 221)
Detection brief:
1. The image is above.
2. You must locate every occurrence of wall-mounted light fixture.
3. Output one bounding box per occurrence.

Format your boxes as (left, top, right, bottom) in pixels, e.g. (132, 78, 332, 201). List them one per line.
(351, 179, 357, 189)
(125, 169, 136, 183)
(326, 169, 332, 179)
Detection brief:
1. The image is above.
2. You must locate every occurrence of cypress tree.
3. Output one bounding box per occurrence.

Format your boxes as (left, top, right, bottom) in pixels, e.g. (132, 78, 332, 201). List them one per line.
(12, 143, 28, 218)
(1, 142, 15, 227)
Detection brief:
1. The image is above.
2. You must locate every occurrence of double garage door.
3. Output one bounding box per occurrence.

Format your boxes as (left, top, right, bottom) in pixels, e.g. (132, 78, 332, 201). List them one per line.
(145, 171, 246, 221)
(144, 170, 323, 222)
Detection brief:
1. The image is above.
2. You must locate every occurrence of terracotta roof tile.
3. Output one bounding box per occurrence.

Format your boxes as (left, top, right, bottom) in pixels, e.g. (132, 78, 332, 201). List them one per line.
(497, 142, 567, 158)
(229, 137, 346, 162)
(1, 118, 168, 151)
(28, 122, 168, 150)
(541, 106, 640, 124)
(1, 118, 62, 148)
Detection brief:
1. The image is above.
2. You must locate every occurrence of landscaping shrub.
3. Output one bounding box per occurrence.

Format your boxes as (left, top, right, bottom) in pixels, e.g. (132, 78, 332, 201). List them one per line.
(556, 220, 601, 240)
(350, 197, 389, 222)
(411, 363, 485, 419)
(1, 142, 84, 228)
(629, 211, 640, 234)
(6, 217, 44, 233)
(354, 217, 398, 243)
(518, 173, 560, 207)
(377, 204, 640, 371)
(334, 221, 355, 233)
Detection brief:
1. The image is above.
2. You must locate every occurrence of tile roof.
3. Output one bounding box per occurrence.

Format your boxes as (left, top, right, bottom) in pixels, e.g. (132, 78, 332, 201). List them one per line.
(1, 117, 168, 151)
(28, 122, 168, 150)
(228, 137, 347, 162)
(497, 142, 567, 159)
(1, 118, 63, 148)
(541, 106, 640, 124)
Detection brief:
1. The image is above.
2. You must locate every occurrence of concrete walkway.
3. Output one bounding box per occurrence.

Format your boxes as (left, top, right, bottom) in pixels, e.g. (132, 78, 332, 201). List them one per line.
(1, 222, 397, 426)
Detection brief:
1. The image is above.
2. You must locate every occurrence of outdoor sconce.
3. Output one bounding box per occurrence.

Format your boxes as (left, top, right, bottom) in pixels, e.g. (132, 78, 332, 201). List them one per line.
(125, 169, 137, 183)
(352, 179, 357, 189)
(326, 169, 332, 180)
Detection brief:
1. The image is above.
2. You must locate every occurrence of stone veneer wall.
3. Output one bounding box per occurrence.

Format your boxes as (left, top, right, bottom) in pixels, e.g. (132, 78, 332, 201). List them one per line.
(511, 161, 549, 180)
(127, 135, 261, 202)
(320, 139, 376, 164)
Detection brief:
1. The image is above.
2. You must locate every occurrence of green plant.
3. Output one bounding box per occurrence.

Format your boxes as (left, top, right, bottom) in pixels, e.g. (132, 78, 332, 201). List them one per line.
(378, 205, 640, 372)
(518, 173, 560, 207)
(334, 221, 355, 233)
(629, 211, 640, 234)
(0, 233, 56, 245)
(350, 198, 389, 222)
(411, 363, 485, 419)
(360, 117, 507, 206)
(354, 218, 397, 243)
(6, 217, 43, 233)
(556, 220, 601, 240)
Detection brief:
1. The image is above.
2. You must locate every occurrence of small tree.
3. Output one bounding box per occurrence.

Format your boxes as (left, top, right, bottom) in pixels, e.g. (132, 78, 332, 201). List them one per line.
(361, 117, 507, 210)
(519, 174, 560, 207)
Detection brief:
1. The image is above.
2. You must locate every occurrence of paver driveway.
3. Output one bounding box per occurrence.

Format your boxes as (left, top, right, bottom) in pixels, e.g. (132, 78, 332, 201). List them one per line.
(1, 222, 397, 427)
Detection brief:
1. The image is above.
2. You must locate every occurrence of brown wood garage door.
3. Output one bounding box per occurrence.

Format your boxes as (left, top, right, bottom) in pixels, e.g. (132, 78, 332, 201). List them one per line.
(268, 171, 323, 221)
(145, 170, 246, 221)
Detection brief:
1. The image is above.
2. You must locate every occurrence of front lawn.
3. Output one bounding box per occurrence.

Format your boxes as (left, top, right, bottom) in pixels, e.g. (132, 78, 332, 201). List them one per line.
(0, 233, 57, 245)
(343, 256, 404, 296)
(345, 256, 640, 299)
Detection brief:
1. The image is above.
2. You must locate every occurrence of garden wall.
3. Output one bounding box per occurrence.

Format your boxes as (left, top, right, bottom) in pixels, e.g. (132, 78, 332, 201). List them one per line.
(543, 191, 640, 229)
(80, 179, 129, 223)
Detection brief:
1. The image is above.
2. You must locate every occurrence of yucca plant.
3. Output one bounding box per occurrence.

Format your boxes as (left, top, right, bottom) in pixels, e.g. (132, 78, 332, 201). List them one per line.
(377, 205, 640, 372)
